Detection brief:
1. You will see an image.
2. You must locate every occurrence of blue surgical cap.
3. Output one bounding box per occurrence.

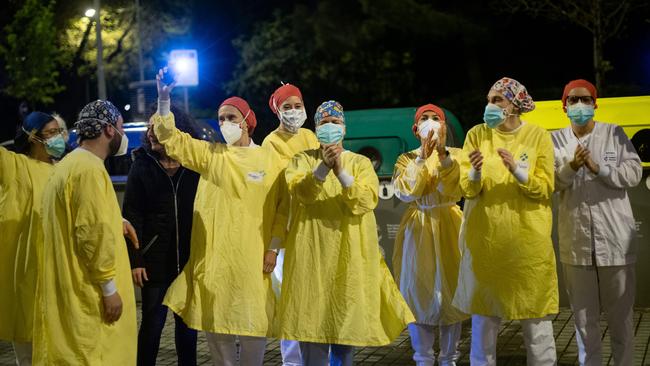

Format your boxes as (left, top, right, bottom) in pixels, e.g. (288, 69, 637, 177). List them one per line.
(23, 111, 54, 134)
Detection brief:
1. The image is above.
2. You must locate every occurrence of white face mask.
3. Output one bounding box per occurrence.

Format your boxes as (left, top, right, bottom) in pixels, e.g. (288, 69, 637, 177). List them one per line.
(417, 119, 442, 140)
(221, 121, 243, 145)
(111, 125, 129, 156)
(279, 108, 307, 133)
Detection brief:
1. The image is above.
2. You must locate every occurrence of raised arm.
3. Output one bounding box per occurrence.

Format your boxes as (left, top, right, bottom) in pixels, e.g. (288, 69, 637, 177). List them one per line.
(392, 153, 431, 203)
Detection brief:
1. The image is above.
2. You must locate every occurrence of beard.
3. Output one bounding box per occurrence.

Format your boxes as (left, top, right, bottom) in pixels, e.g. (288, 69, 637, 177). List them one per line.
(109, 132, 122, 156)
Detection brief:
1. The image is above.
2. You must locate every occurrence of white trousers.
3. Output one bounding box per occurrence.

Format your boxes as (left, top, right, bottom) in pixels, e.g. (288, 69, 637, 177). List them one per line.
(563, 263, 635, 366)
(205, 332, 266, 366)
(272, 250, 303, 365)
(281, 339, 302, 366)
(13, 342, 32, 366)
(470, 315, 556, 366)
(408, 322, 462, 366)
(299, 342, 354, 366)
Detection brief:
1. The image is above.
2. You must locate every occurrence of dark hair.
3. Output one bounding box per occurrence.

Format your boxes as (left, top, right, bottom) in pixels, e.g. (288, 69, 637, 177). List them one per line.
(78, 124, 109, 143)
(142, 103, 200, 156)
(12, 123, 42, 155)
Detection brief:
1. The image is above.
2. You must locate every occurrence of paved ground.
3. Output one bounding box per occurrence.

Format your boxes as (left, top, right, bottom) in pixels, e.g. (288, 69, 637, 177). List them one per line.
(2, 307, 650, 365)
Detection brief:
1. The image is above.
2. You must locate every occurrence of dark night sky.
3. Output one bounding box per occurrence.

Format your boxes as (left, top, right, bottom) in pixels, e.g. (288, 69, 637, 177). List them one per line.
(0, 0, 648, 141)
(184, 0, 650, 110)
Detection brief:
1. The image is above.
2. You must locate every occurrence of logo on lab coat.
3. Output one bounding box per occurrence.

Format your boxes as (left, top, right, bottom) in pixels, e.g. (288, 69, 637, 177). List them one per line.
(603, 151, 617, 163)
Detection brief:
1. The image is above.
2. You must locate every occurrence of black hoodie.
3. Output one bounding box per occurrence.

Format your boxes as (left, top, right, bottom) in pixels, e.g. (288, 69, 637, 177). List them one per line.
(123, 147, 200, 286)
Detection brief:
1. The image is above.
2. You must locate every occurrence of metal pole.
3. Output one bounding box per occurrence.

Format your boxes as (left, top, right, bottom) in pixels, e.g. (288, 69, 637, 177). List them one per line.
(184, 87, 189, 113)
(135, 0, 145, 115)
(94, 0, 107, 100)
(136, 0, 144, 82)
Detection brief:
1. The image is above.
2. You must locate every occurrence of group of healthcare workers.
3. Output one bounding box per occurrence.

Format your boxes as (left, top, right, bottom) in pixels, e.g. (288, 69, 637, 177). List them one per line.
(0, 70, 641, 366)
(392, 77, 641, 366)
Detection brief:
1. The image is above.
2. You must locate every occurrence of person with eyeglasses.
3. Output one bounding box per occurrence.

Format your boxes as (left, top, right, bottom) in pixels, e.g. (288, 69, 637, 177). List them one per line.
(453, 77, 558, 365)
(391, 103, 468, 366)
(0, 112, 60, 365)
(551, 79, 642, 366)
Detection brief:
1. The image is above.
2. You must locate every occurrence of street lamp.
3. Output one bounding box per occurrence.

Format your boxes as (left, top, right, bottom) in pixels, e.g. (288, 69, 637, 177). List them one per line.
(169, 49, 199, 113)
(86, 1, 106, 100)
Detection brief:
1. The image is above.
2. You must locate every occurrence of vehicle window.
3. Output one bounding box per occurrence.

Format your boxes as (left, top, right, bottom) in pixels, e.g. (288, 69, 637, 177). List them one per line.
(631, 129, 650, 163)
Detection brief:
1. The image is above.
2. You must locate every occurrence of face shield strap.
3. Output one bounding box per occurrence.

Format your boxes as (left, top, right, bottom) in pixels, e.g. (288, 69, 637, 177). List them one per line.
(21, 126, 46, 144)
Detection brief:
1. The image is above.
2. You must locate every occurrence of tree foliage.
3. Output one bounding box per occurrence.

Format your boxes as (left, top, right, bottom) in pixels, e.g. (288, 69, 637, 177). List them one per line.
(500, 0, 648, 91)
(226, 0, 485, 128)
(0, 0, 192, 109)
(0, 0, 64, 105)
(60, 0, 192, 97)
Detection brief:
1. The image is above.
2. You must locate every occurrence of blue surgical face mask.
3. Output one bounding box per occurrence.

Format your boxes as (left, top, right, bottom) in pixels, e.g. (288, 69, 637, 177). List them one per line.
(23, 127, 66, 158)
(44, 134, 66, 158)
(316, 122, 344, 144)
(566, 102, 594, 126)
(483, 103, 506, 128)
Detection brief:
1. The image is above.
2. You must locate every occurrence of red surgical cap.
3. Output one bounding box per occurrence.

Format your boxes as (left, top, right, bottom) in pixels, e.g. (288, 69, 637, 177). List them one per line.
(412, 103, 446, 135)
(562, 79, 598, 111)
(268, 84, 303, 115)
(220, 96, 257, 134)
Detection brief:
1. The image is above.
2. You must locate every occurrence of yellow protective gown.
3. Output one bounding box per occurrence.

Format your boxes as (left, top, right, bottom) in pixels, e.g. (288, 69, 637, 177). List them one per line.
(278, 149, 415, 346)
(0, 147, 52, 343)
(33, 148, 136, 365)
(262, 127, 320, 162)
(152, 113, 287, 337)
(452, 123, 558, 320)
(262, 127, 320, 295)
(392, 148, 468, 326)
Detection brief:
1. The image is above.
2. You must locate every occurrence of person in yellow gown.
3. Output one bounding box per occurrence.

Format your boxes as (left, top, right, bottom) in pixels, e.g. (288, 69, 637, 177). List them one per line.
(392, 103, 468, 366)
(0, 112, 62, 365)
(278, 100, 415, 366)
(452, 77, 558, 365)
(262, 83, 320, 366)
(33, 100, 137, 365)
(151, 70, 287, 366)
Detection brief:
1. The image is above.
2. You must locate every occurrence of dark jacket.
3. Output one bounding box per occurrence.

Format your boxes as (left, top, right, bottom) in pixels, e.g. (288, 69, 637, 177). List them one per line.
(123, 147, 200, 286)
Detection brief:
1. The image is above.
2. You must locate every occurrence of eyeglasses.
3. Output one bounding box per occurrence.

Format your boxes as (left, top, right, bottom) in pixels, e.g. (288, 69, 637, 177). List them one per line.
(566, 95, 594, 105)
(40, 127, 65, 137)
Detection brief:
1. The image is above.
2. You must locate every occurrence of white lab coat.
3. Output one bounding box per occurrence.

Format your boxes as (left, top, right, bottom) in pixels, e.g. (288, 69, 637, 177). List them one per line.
(551, 122, 642, 266)
(552, 121, 641, 366)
